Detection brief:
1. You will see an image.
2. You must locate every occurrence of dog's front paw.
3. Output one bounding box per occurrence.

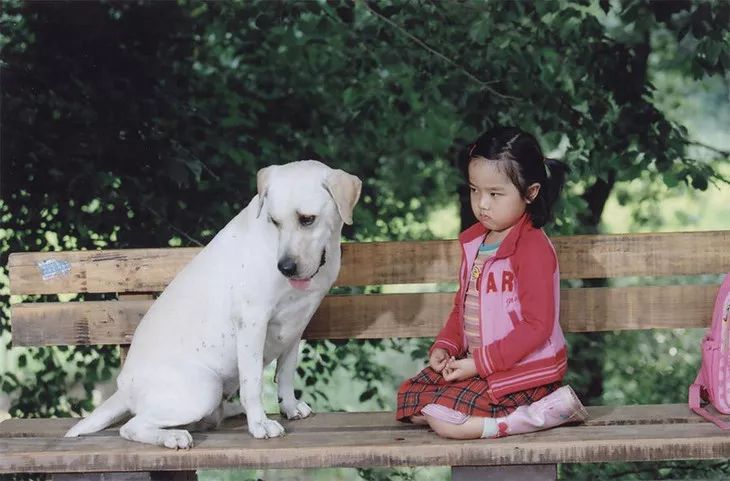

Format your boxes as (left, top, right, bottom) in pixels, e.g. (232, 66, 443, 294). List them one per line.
(248, 418, 286, 439)
(160, 429, 194, 449)
(280, 400, 313, 420)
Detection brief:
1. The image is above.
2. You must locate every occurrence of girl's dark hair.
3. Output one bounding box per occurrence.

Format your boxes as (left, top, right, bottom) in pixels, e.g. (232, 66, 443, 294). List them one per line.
(462, 126, 569, 228)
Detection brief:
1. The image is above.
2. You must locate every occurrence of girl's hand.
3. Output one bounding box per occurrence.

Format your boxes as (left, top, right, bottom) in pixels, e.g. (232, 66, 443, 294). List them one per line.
(442, 358, 478, 382)
(429, 348, 449, 373)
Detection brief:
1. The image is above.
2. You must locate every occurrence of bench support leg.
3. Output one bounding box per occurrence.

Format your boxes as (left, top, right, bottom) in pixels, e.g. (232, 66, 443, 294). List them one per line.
(51, 472, 197, 481)
(452, 464, 557, 481)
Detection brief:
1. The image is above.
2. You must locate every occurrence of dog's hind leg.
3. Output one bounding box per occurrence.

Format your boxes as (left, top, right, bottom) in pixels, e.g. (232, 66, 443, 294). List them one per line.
(120, 390, 220, 449)
(120, 415, 195, 449)
(120, 369, 223, 448)
(222, 399, 246, 418)
(186, 403, 227, 432)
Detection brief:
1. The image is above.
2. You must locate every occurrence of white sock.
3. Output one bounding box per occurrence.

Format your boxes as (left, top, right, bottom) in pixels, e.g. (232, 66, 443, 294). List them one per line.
(481, 417, 499, 438)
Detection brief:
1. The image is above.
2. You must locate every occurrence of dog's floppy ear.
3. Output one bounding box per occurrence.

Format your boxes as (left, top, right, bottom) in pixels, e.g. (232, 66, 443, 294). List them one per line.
(323, 169, 362, 225)
(256, 165, 275, 218)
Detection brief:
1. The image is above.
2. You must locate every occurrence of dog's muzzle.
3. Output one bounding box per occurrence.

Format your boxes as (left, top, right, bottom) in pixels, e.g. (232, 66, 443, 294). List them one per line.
(277, 249, 326, 279)
(277, 257, 298, 278)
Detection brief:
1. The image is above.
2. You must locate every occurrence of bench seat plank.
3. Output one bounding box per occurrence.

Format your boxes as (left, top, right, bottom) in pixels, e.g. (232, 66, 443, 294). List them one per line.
(0, 405, 716, 439)
(9, 231, 730, 295)
(10, 284, 720, 346)
(2, 406, 730, 473)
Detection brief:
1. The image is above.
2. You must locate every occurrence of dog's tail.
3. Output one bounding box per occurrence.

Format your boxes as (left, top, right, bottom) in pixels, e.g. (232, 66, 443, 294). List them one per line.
(65, 390, 129, 437)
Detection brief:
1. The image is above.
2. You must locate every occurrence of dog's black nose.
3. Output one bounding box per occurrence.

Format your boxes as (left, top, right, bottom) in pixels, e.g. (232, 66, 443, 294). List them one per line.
(277, 258, 297, 277)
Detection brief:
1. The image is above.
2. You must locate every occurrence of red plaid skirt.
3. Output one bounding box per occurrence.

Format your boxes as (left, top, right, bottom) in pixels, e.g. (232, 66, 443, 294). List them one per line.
(396, 366, 560, 421)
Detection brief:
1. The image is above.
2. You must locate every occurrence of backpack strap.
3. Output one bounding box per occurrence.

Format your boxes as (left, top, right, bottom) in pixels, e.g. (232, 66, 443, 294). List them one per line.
(690, 376, 730, 430)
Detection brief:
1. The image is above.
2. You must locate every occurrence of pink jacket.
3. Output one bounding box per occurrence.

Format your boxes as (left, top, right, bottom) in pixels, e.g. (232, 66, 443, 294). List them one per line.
(432, 214, 567, 401)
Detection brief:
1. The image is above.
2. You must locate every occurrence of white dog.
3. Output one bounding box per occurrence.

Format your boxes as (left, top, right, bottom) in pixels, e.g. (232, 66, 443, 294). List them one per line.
(65, 160, 361, 448)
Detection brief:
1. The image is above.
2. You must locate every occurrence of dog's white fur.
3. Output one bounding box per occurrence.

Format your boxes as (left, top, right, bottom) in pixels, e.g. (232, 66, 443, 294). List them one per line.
(65, 161, 361, 448)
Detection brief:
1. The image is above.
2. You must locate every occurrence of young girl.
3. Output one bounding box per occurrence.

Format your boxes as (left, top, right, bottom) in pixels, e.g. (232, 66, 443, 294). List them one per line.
(396, 126, 587, 439)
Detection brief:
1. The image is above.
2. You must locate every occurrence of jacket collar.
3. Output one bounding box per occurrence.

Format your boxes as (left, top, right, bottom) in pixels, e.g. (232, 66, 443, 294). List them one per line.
(458, 214, 533, 259)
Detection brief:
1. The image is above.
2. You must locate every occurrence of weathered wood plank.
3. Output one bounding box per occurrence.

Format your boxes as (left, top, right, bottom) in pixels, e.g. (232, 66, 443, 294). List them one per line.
(9, 231, 730, 295)
(1, 405, 716, 439)
(3, 416, 730, 473)
(9, 248, 200, 296)
(11, 300, 146, 346)
(51, 474, 154, 481)
(559, 283, 719, 332)
(117, 294, 154, 365)
(10, 284, 720, 346)
(51, 473, 197, 481)
(148, 473, 196, 481)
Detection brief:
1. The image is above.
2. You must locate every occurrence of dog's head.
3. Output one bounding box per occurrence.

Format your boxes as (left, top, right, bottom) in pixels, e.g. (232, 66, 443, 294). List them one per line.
(256, 160, 361, 288)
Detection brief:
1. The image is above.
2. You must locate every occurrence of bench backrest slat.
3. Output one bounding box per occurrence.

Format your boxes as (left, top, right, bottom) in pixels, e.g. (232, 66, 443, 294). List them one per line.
(9, 231, 730, 295)
(9, 283, 720, 346)
(9, 230, 729, 348)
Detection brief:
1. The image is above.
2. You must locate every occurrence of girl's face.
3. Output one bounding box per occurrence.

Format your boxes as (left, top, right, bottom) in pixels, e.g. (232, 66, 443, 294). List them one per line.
(468, 158, 538, 241)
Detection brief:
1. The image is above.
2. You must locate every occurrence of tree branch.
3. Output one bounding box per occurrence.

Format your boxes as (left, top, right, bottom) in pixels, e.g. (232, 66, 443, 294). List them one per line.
(361, 2, 519, 101)
(688, 140, 730, 158)
(144, 206, 204, 247)
(171, 139, 221, 181)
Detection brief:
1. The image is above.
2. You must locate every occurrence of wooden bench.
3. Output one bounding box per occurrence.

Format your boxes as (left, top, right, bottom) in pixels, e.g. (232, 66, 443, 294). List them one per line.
(3, 230, 730, 480)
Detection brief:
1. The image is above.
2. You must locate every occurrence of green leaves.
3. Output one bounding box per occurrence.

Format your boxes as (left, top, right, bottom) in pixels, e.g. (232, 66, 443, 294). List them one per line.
(1, 12, 729, 481)
(358, 387, 378, 402)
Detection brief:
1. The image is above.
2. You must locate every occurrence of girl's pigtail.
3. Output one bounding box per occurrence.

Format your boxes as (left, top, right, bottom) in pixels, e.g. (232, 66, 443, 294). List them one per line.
(543, 158, 569, 212)
(529, 158, 569, 228)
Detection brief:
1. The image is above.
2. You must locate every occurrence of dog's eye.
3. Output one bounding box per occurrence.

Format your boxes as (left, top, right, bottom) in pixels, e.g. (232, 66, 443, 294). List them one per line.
(269, 216, 280, 227)
(299, 215, 316, 226)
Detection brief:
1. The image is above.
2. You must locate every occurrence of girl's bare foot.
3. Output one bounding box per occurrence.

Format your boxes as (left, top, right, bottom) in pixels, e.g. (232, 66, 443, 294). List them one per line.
(410, 415, 429, 425)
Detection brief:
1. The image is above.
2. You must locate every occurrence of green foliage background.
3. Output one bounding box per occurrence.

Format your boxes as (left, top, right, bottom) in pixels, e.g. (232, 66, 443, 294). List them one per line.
(1, 1, 729, 479)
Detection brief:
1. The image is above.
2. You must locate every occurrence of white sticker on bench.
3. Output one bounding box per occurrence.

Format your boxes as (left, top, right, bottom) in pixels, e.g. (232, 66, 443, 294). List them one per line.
(37, 259, 71, 280)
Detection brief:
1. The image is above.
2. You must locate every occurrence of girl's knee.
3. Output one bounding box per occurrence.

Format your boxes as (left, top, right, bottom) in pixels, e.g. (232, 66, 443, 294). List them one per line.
(425, 415, 478, 440)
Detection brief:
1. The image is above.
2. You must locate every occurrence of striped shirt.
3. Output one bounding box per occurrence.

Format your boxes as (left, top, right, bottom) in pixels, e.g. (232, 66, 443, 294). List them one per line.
(464, 241, 501, 354)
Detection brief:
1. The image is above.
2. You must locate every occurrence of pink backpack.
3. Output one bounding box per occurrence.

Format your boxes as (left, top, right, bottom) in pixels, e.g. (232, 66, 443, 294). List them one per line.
(689, 274, 730, 428)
